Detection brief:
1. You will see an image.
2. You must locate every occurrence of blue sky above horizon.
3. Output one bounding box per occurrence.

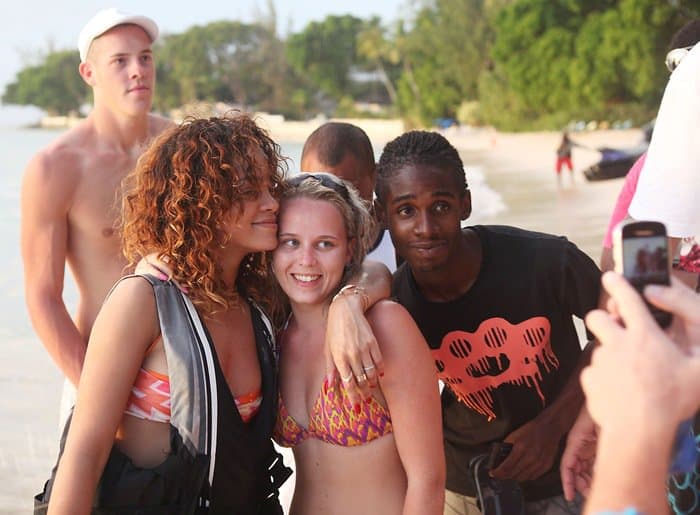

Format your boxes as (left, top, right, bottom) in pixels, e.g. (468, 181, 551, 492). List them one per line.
(1, 0, 405, 124)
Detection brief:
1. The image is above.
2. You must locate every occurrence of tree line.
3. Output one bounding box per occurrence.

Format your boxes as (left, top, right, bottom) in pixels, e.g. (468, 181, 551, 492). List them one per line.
(3, 0, 696, 130)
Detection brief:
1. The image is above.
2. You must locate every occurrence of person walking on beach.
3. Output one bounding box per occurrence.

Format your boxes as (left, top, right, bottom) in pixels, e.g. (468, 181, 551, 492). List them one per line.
(300, 121, 399, 272)
(375, 130, 601, 515)
(270, 173, 444, 515)
(555, 131, 576, 186)
(20, 8, 171, 424)
(38, 115, 293, 514)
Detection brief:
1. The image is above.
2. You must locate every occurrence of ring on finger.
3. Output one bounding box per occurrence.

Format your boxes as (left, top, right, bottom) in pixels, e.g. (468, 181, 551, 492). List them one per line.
(356, 372, 368, 383)
(363, 364, 375, 372)
(341, 372, 354, 383)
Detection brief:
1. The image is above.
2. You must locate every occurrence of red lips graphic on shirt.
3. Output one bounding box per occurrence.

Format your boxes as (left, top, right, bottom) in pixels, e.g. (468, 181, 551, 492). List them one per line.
(434, 317, 558, 420)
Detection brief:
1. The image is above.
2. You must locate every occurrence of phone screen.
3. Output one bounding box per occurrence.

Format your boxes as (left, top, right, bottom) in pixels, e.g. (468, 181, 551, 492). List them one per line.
(621, 235, 670, 290)
(618, 229, 672, 328)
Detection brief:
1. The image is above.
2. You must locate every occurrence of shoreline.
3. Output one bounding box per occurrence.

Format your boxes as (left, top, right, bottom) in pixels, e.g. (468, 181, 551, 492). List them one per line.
(451, 129, 640, 259)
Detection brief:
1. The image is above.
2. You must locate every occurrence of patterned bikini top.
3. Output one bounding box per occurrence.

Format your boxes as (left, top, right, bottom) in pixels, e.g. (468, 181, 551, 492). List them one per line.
(124, 367, 262, 424)
(273, 375, 393, 447)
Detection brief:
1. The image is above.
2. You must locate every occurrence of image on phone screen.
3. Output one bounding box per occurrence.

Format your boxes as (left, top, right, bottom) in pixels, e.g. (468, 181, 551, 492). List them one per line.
(622, 235, 670, 290)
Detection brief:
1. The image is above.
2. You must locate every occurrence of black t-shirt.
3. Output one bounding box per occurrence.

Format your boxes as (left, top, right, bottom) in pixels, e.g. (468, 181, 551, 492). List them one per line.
(392, 225, 601, 501)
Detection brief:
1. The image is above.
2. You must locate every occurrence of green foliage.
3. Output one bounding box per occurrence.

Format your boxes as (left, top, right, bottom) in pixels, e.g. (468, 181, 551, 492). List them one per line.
(4, 1, 696, 127)
(356, 16, 401, 105)
(485, 0, 691, 129)
(155, 21, 282, 110)
(286, 15, 366, 100)
(395, 0, 499, 124)
(2, 50, 86, 115)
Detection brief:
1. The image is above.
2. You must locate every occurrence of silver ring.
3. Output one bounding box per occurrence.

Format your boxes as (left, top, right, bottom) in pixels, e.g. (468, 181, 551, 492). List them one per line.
(363, 364, 376, 371)
(341, 372, 354, 383)
(356, 372, 368, 383)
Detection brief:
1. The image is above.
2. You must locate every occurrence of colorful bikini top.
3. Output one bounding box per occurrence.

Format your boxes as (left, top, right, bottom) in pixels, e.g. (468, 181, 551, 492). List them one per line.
(273, 375, 393, 448)
(124, 367, 262, 424)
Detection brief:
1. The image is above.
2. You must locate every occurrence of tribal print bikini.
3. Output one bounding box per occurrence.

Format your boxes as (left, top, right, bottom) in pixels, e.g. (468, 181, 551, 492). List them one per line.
(274, 375, 393, 447)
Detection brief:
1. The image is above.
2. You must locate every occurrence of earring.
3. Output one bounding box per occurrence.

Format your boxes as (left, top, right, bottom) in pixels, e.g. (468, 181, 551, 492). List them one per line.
(219, 233, 231, 249)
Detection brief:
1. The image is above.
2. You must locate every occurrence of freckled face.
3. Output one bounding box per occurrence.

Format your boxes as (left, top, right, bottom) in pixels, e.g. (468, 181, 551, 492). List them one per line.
(273, 197, 352, 307)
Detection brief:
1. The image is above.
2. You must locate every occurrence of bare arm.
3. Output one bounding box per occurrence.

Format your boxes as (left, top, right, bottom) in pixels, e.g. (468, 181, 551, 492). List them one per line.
(560, 404, 597, 501)
(582, 273, 700, 514)
(48, 277, 158, 515)
(369, 301, 445, 515)
(325, 259, 391, 404)
(21, 153, 85, 385)
(585, 427, 673, 515)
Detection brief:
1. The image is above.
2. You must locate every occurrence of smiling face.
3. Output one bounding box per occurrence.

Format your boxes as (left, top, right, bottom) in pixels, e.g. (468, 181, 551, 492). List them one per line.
(219, 148, 282, 261)
(220, 185, 280, 259)
(80, 24, 155, 116)
(272, 197, 352, 308)
(379, 163, 471, 274)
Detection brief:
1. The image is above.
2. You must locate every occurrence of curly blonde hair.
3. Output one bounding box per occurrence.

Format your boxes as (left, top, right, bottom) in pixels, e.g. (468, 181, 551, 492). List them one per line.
(121, 113, 287, 312)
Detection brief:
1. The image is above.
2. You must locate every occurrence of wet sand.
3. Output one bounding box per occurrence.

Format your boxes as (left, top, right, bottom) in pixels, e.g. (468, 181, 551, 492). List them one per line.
(0, 127, 640, 513)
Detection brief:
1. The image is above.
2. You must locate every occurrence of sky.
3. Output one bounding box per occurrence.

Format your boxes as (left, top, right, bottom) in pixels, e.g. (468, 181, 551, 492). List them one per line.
(1, 0, 406, 124)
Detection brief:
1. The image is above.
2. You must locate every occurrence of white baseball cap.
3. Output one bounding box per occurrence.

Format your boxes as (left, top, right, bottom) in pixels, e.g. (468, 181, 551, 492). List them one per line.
(78, 8, 159, 62)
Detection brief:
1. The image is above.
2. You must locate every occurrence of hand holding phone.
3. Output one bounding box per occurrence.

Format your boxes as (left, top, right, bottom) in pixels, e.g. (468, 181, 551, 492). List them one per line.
(612, 222, 694, 473)
(613, 220, 673, 328)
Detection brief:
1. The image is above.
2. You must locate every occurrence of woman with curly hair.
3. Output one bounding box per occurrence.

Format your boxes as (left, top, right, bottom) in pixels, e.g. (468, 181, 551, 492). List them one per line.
(40, 114, 291, 514)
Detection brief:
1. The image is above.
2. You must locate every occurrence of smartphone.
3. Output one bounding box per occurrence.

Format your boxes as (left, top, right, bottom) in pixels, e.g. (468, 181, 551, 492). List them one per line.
(613, 220, 673, 328)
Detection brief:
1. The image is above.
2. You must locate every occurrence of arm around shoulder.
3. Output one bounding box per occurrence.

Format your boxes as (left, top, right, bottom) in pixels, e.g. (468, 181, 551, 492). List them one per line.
(324, 259, 392, 400)
(368, 301, 445, 515)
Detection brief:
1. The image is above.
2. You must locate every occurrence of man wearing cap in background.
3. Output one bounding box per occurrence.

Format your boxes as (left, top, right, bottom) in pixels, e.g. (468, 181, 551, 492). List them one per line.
(20, 8, 171, 425)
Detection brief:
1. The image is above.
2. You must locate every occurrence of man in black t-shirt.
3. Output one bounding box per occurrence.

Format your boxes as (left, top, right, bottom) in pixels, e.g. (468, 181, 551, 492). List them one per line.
(374, 131, 600, 515)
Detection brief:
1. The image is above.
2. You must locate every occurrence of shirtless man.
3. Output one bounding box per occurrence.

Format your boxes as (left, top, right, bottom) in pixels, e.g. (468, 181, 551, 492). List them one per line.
(20, 9, 170, 418)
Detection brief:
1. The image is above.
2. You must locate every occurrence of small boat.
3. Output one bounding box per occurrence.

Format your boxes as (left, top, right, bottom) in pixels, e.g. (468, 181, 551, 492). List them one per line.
(583, 145, 647, 181)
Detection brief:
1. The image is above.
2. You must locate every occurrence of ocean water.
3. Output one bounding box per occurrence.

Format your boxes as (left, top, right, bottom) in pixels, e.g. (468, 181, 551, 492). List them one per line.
(0, 128, 503, 345)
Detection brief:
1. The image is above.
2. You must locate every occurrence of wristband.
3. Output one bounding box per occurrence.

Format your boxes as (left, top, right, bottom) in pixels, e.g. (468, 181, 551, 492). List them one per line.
(332, 284, 370, 312)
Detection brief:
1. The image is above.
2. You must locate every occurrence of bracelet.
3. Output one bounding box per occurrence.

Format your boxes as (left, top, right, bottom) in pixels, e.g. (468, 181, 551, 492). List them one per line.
(332, 284, 370, 312)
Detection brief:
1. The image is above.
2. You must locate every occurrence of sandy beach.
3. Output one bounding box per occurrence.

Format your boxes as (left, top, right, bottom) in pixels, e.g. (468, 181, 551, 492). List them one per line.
(455, 128, 641, 258)
(0, 123, 641, 513)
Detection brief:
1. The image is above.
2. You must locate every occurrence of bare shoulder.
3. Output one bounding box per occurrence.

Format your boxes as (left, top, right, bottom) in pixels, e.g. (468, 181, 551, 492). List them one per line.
(108, 275, 156, 305)
(148, 114, 174, 138)
(98, 276, 159, 332)
(366, 300, 423, 347)
(89, 276, 160, 358)
(366, 299, 412, 326)
(21, 124, 95, 206)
